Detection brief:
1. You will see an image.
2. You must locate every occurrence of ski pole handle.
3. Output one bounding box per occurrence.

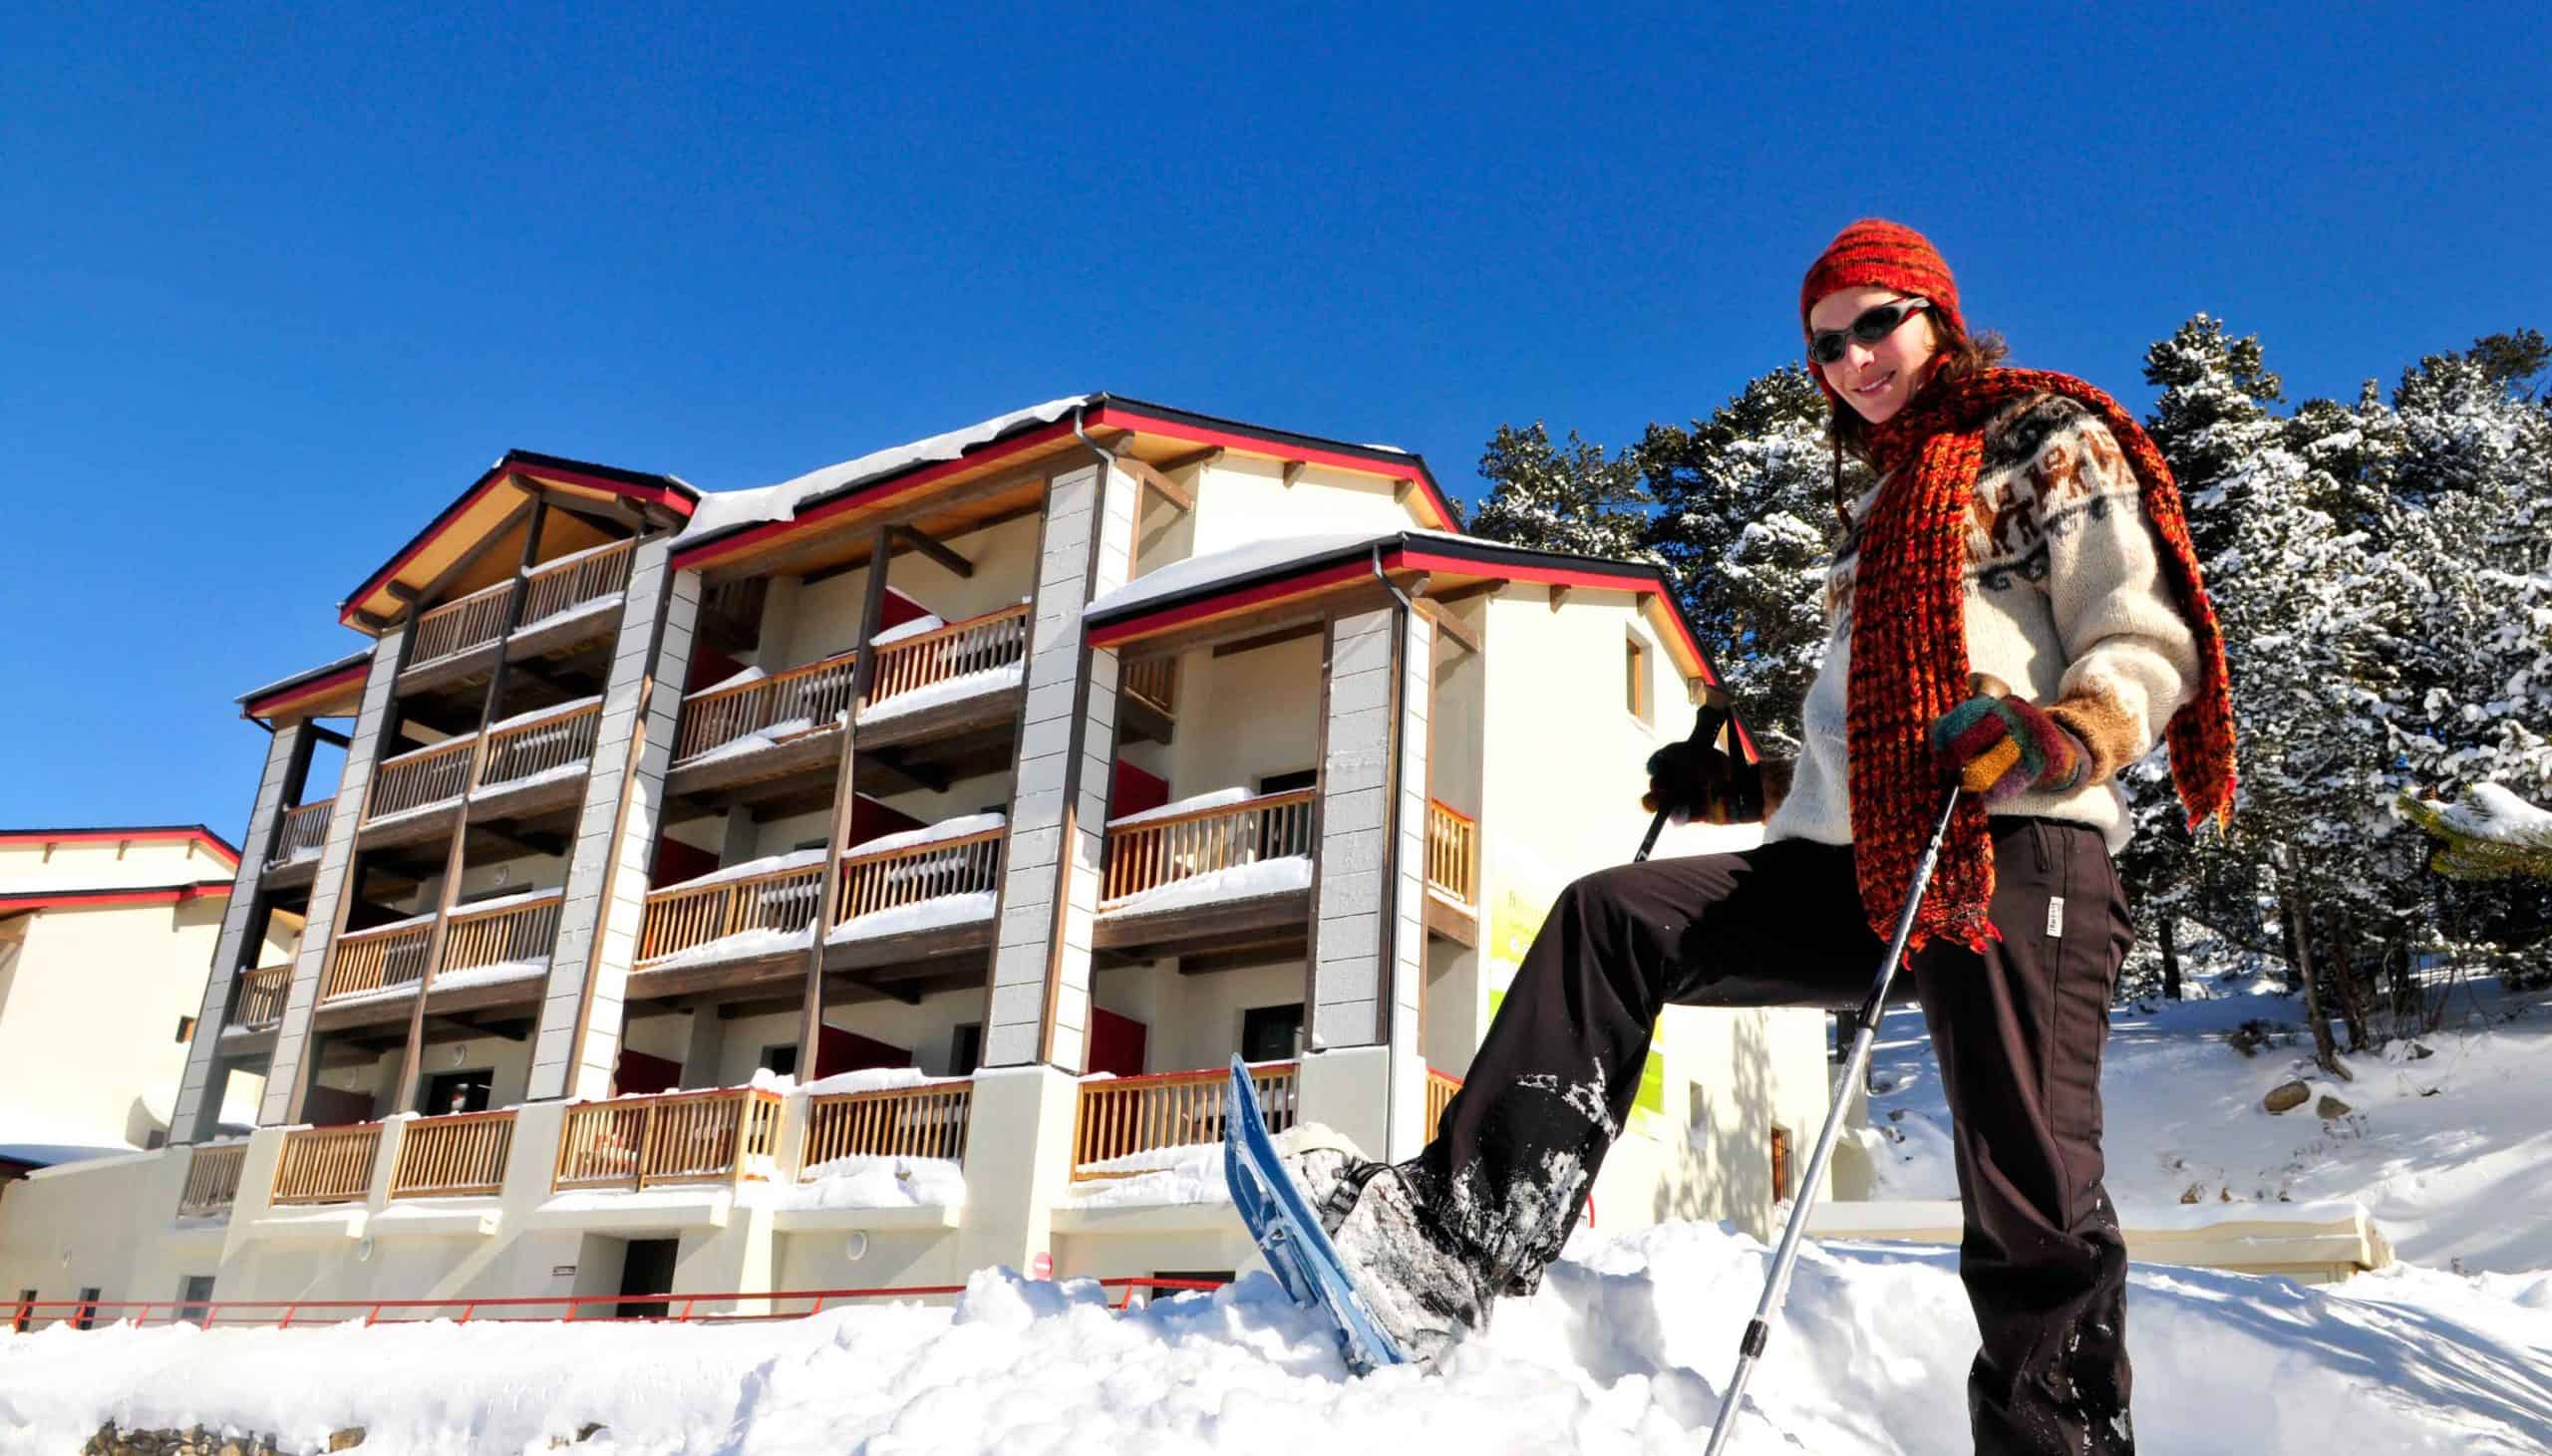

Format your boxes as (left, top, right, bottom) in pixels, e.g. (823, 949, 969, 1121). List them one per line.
(1634, 684, 1741, 863)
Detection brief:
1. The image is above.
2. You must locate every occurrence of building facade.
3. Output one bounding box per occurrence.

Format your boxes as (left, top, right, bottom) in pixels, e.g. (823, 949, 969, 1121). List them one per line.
(0, 398, 1838, 1321)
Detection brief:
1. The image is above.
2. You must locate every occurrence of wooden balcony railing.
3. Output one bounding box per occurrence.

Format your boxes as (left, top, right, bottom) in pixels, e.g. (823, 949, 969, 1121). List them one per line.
(266, 799, 333, 867)
(801, 1081, 973, 1172)
(320, 891, 560, 1003)
(638, 860, 827, 965)
(1427, 1069, 1463, 1143)
(519, 538, 636, 627)
(673, 650, 860, 762)
(409, 580, 514, 665)
(441, 892, 562, 975)
(1122, 657, 1178, 718)
(1102, 788, 1315, 906)
(479, 701, 600, 789)
(864, 603, 1032, 708)
(321, 919, 435, 1001)
(1426, 799, 1479, 907)
(552, 1088, 785, 1192)
(390, 1109, 516, 1198)
(232, 964, 295, 1025)
(273, 1123, 383, 1205)
(369, 737, 476, 819)
(1070, 1062, 1297, 1181)
(176, 1143, 246, 1218)
(834, 828, 1003, 923)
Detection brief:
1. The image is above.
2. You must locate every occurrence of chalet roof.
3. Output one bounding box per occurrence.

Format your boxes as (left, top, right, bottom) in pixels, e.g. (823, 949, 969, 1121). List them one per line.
(0, 824, 240, 870)
(235, 645, 377, 722)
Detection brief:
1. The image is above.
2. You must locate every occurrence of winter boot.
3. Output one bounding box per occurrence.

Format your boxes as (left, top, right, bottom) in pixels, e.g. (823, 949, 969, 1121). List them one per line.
(1279, 1132, 1498, 1366)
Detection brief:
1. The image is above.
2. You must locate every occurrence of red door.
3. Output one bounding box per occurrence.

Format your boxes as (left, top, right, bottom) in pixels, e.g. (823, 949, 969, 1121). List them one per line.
(302, 1084, 374, 1127)
(1111, 759, 1169, 820)
(650, 836, 720, 887)
(1087, 1007, 1148, 1077)
(814, 1026, 912, 1078)
(614, 1048, 683, 1097)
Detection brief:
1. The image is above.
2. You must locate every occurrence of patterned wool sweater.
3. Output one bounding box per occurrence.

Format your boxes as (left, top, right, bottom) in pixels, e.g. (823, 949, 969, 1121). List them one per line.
(1764, 393, 2201, 854)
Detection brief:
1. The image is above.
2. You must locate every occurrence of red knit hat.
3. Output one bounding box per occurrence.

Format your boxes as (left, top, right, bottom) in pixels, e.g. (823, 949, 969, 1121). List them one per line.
(1799, 219, 1963, 406)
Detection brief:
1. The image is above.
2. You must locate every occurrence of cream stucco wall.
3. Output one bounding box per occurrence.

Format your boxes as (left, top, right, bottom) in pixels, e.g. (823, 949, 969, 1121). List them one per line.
(1089, 958, 1306, 1074)
(781, 513, 1043, 672)
(1176, 456, 1429, 559)
(1158, 633, 1323, 802)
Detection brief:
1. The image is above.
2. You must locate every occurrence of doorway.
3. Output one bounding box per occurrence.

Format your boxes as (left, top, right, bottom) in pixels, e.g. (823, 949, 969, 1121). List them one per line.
(423, 1068, 493, 1116)
(618, 1238, 678, 1319)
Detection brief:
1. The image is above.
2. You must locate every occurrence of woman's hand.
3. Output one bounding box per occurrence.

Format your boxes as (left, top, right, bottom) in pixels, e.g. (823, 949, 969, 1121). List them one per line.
(1643, 740, 1761, 824)
(1930, 674, 2090, 802)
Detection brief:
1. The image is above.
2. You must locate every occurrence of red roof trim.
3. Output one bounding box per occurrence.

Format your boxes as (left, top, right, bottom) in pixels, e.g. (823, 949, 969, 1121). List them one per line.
(1085, 405, 1458, 531)
(512, 460, 696, 512)
(1085, 560, 1377, 649)
(242, 662, 371, 721)
(1388, 549, 1721, 690)
(0, 828, 240, 870)
(0, 884, 232, 912)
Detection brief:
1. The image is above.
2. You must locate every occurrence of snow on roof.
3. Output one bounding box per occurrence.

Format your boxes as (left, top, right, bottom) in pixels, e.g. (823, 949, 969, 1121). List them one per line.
(236, 645, 376, 706)
(673, 396, 1094, 549)
(1084, 528, 1480, 620)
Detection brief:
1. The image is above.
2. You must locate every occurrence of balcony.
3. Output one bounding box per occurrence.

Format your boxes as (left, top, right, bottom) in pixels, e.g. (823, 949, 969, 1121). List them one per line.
(361, 699, 603, 851)
(262, 798, 335, 889)
(553, 1087, 785, 1192)
(230, 963, 295, 1026)
(175, 1143, 247, 1220)
(318, 889, 563, 1013)
(1427, 1068, 1462, 1142)
(1423, 800, 1480, 945)
(629, 822, 1005, 1000)
(389, 1109, 517, 1199)
(401, 538, 636, 690)
(1094, 789, 1315, 961)
(801, 1080, 972, 1171)
(664, 603, 1032, 812)
(272, 1123, 384, 1206)
(1070, 1062, 1297, 1181)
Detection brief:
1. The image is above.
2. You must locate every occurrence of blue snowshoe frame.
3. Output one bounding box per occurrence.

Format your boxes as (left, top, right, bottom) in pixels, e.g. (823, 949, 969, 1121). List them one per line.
(1222, 1056, 1413, 1375)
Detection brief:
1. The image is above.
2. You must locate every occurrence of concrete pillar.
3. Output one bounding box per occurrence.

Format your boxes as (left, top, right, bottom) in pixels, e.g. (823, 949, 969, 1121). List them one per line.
(983, 459, 1140, 1072)
(260, 633, 409, 1127)
(528, 542, 700, 1103)
(681, 1010, 727, 1087)
(173, 720, 319, 1142)
(753, 573, 803, 669)
(953, 1063, 1082, 1275)
(1300, 606, 1433, 1159)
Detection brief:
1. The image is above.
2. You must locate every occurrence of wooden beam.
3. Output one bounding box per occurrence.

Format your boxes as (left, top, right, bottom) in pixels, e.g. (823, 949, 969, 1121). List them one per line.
(354, 610, 395, 634)
(891, 523, 975, 578)
(1547, 584, 1570, 612)
(863, 747, 950, 795)
(1419, 601, 1481, 656)
(1154, 445, 1223, 474)
(1117, 455, 1193, 512)
(311, 726, 353, 748)
(1210, 621, 1325, 659)
(407, 500, 534, 617)
(522, 482, 638, 531)
(798, 527, 893, 1069)
(1280, 459, 1306, 489)
(1424, 576, 1509, 608)
(386, 582, 422, 605)
(1393, 477, 1416, 505)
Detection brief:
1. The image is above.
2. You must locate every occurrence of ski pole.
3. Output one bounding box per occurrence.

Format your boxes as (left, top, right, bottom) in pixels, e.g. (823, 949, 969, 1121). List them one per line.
(1701, 782, 1964, 1456)
(1635, 684, 1758, 863)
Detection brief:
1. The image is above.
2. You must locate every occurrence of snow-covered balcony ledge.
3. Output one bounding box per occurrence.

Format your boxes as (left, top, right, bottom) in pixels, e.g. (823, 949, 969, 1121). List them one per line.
(1098, 788, 1315, 916)
(230, 962, 295, 1025)
(175, 1142, 248, 1219)
(799, 1069, 973, 1173)
(403, 537, 636, 670)
(552, 1085, 788, 1194)
(264, 797, 334, 869)
(635, 815, 1005, 971)
(672, 651, 861, 765)
(318, 889, 564, 1005)
(854, 602, 1031, 726)
(1069, 1061, 1298, 1185)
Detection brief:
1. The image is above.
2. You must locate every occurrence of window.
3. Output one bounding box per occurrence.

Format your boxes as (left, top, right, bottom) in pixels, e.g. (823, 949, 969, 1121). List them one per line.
(950, 1023, 983, 1076)
(1257, 768, 1317, 795)
(424, 1069, 493, 1115)
(1769, 1125, 1793, 1204)
(759, 1043, 799, 1077)
(1626, 634, 1651, 723)
(74, 1288, 100, 1331)
(176, 1275, 215, 1327)
(1241, 1004, 1305, 1063)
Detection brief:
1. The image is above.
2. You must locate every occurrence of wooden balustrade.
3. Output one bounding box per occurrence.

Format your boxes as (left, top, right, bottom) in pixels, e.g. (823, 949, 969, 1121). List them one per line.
(232, 964, 294, 1024)
(273, 1123, 383, 1205)
(1102, 789, 1315, 906)
(638, 860, 827, 964)
(176, 1144, 246, 1218)
(390, 1110, 516, 1198)
(478, 702, 601, 789)
(673, 650, 861, 761)
(1426, 799, 1479, 907)
(368, 737, 476, 819)
(266, 799, 334, 867)
(321, 919, 435, 1001)
(409, 580, 514, 665)
(518, 539, 635, 626)
(1427, 1069, 1463, 1143)
(553, 1088, 785, 1192)
(1122, 657, 1178, 717)
(440, 892, 562, 975)
(834, 829, 1003, 923)
(864, 603, 1031, 707)
(1071, 1062, 1297, 1180)
(801, 1081, 973, 1172)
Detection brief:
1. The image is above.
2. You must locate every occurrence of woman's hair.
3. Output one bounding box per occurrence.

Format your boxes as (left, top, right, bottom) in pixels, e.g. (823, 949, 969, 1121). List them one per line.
(1822, 312, 2009, 525)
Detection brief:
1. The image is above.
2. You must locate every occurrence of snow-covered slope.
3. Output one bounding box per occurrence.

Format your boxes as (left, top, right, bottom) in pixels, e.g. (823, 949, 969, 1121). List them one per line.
(5, 1232, 2548, 1454)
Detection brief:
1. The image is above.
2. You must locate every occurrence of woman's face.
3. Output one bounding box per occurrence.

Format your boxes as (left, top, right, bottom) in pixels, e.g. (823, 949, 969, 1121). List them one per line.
(1809, 286, 1941, 424)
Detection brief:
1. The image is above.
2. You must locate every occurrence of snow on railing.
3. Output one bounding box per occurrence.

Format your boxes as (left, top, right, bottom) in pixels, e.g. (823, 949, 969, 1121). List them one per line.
(266, 799, 333, 867)
(1101, 788, 1314, 906)
(322, 917, 435, 1001)
(391, 1109, 516, 1199)
(835, 827, 1003, 922)
(1070, 1062, 1297, 1181)
(863, 603, 1030, 708)
(369, 737, 476, 819)
(320, 891, 560, 1003)
(176, 1143, 246, 1219)
(478, 701, 600, 790)
(518, 538, 635, 628)
(272, 1123, 383, 1206)
(552, 1087, 785, 1193)
(408, 580, 514, 666)
(673, 650, 860, 762)
(802, 1081, 973, 1170)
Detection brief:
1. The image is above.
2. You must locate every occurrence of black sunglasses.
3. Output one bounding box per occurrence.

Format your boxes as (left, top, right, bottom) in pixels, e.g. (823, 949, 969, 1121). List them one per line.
(1807, 296, 1930, 365)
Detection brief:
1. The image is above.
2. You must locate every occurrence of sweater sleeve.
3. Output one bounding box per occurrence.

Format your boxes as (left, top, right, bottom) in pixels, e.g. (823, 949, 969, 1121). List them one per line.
(2027, 413, 2202, 785)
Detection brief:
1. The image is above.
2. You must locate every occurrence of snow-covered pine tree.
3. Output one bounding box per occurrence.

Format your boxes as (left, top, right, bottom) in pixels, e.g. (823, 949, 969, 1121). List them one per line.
(1467, 423, 1658, 564)
(1637, 366, 1862, 755)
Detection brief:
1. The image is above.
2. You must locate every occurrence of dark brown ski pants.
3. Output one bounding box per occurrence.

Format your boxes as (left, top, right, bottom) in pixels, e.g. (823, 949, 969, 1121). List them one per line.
(1418, 817, 2134, 1455)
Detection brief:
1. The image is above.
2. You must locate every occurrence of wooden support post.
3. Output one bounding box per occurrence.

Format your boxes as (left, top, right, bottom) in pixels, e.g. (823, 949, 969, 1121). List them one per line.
(796, 528, 893, 1073)
(1280, 459, 1306, 489)
(1116, 455, 1193, 512)
(394, 499, 547, 1116)
(891, 523, 975, 579)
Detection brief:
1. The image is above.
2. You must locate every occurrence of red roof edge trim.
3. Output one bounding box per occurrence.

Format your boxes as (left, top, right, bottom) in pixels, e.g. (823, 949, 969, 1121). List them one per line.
(0, 828, 240, 870)
(1085, 559, 1378, 649)
(242, 662, 371, 722)
(0, 884, 233, 911)
(512, 460, 696, 514)
(1085, 405, 1458, 531)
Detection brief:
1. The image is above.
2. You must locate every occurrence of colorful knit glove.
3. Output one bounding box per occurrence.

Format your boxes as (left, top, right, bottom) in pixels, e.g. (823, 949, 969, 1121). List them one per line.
(1643, 740, 1763, 823)
(1930, 692, 2089, 803)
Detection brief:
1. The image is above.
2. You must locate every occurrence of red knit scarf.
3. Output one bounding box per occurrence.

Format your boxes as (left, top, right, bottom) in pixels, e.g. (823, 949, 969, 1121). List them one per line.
(1848, 367, 2236, 952)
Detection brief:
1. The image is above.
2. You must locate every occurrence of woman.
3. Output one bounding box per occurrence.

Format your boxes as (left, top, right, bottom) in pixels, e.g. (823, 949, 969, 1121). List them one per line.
(1297, 219, 2234, 1456)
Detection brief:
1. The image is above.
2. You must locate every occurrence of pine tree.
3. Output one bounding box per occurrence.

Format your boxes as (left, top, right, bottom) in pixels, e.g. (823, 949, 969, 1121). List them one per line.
(1467, 424, 1657, 564)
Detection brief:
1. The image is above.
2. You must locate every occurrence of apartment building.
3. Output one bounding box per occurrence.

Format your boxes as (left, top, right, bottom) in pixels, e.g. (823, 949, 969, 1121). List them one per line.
(0, 398, 1838, 1320)
(0, 826, 290, 1179)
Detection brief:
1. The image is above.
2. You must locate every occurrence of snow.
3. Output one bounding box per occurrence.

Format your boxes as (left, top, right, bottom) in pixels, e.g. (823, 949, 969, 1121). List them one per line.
(235, 647, 375, 705)
(794, 1066, 942, 1098)
(1106, 785, 1255, 830)
(528, 537, 631, 573)
(757, 1154, 967, 1211)
(12, 1235, 2552, 1453)
(1086, 528, 1481, 622)
(673, 397, 1092, 548)
(1064, 1140, 1231, 1208)
(511, 590, 625, 639)
(2412, 782, 2552, 847)
(1099, 854, 1312, 917)
(652, 848, 830, 893)
(471, 759, 588, 797)
(317, 958, 549, 1010)
(449, 887, 564, 917)
(854, 663, 1024, 724)
(483, 694, 602, 734)
(824, 892, 995, 943)
(865, 613, 946, 648)
(637, 924, 811, 972)
(846, 812, 1005, 857)
(673, 715, 830, 767)
(359, 794, 461, 828)
(698, 664, 767, 695)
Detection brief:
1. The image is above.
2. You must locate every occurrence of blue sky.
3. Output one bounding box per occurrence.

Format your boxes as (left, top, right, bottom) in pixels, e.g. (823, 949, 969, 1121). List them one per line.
(4, 4, 2545, 834)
